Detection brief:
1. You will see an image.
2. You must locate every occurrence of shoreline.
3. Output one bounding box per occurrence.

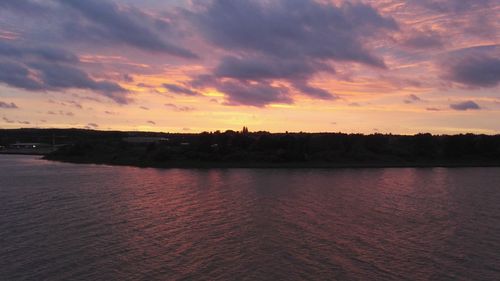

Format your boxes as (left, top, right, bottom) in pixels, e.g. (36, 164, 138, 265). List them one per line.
(42, 156, 500, 169)
(0, 151, 51, 156)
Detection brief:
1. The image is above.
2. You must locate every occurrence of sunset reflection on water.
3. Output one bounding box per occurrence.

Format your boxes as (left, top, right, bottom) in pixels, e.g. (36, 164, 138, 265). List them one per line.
(1, 155, 500, 280)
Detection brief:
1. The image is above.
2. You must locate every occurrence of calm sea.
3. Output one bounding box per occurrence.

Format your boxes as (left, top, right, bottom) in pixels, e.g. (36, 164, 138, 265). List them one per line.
(1, 155, 500, 280)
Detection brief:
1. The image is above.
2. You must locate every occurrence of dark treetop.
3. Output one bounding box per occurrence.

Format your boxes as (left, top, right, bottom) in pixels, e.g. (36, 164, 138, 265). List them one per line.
(2, 128, 500, 168)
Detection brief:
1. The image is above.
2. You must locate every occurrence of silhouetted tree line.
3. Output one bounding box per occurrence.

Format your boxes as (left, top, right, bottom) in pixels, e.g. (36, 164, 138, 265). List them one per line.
(2, 128, 492, 166)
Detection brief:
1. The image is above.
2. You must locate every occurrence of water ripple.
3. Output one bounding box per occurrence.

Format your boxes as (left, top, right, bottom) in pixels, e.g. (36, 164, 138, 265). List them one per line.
(1, 155, 500, 280)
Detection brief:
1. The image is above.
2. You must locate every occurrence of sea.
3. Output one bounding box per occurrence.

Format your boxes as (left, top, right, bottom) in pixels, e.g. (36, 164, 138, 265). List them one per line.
(1, 155, 499, 280)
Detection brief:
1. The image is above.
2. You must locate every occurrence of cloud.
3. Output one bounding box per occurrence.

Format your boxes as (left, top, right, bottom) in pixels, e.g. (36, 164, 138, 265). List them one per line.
(67, 100, 83, 109)
(292, 81, 337, 100)
(214, 55, 332, 81)
(2, 0, 198, 59)
(48, 99, 83, 109)
(450, 100, 481, 111)
(401, 31, 444, 49)
(0, 101, 18, 109)
(0, 62, 44, 90)
(165, 103, 195, 112)
(87, 122, 99, 128)
(140, 106, 149, 110)
(34, 62, 130, 103)
(0, 59, 130, 104)
(0, 34, 130, 104)
(147, 120, 156, 125)
(2, 117, 14, 123)
(0, 41, 79, 63)
(2, 116, 30, 124)
(193, 0, 396, 67)
(404, 94, 423, 104)
(163, 83, 200, 96)
(0, 0, 50, 15)
(409, 0, 493, 13)
(426, 107, 442, 111)
(59, 0, 198, 58)
(123, 74, 134, 82)
(217, 80, 292, 107)
(186, 0, 397, 106)
(442, 53, 500, 88)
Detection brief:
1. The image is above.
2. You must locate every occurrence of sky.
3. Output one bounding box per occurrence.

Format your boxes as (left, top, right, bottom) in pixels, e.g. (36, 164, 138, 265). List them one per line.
(0, 0, 499, 134)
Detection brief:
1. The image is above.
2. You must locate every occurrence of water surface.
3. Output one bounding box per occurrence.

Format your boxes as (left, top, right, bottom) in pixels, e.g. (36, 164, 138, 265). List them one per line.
(1, 155, 500, 280)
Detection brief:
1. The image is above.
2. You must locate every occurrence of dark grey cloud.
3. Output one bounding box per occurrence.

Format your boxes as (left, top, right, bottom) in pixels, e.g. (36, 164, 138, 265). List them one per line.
(291, 82, 337, 100)
(59, 0, 197, 58)
(0, 41, 79, 63)
(2, 0, 197, 58)
(4, 0, 399, 108)
(450, 101, 481, 111)
(401, 31, 444, 49)
(193, 0, 396, 67)
(443, 54, 500, 88)
(189, 74, 294, 107)
(0, 40, 130, 104)
(0, 62, 44, 90)
(147, 120, 156, 125)
(87, 123, 99, 128)
(217, 80, 292, 107)
(163, 84, 200, 96)
(0, 0, 50, 14)
(214, 56, 333, 81)
(213, 56, 336, 99)
(29, 62, 129, 103)
(184, 0, 397, 106)
(0, 62, 129, 104)
(0, 101, 19, 109)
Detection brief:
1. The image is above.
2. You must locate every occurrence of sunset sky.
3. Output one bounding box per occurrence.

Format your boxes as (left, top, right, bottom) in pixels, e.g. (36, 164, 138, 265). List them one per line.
(0, 0, 499, 134)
